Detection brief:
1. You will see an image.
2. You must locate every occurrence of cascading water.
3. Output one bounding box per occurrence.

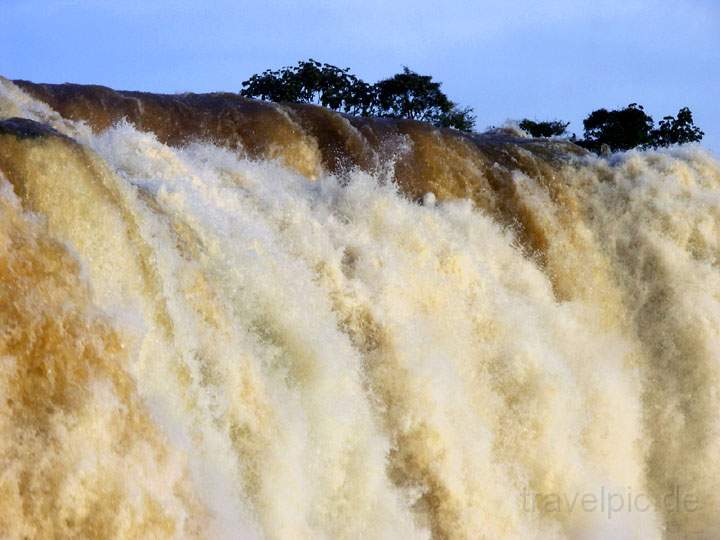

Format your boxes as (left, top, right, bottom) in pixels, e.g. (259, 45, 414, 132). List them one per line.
(1, 77, 718, 539)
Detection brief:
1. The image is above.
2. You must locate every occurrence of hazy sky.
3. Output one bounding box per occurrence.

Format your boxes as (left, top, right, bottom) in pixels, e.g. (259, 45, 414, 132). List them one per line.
(2, 0, 718, 153)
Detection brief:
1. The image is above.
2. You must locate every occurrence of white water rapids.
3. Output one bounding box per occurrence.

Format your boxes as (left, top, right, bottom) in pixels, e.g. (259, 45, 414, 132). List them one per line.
(1, 78, 719, 539)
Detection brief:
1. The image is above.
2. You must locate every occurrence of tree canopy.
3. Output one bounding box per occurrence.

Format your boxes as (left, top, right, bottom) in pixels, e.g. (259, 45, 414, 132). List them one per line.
(575, 104, 704, 152)
(579, 103, 655, 152)
(519, 119, 570, 138)
(652, 107, 705, 147)
(240, 60, 475, 131)
(521, 105, 703, 153)
(240, 59, 375, 116)
(373, 68, 475, 130)
(241, 60, 705, 152)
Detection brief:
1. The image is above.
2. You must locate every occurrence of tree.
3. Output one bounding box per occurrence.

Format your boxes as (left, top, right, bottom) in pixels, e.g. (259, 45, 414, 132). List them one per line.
(652, 107, 704, 147)
(436, 106, 476, 132)
(373, 68, 475, 130)
(240, 61, 475, 132)
(575, 104, 704, 153)
(240, 59, 374, 116)
(579, 103, 655, 152)
(240, 67, 303, 103)
(519, 119, 570, 138)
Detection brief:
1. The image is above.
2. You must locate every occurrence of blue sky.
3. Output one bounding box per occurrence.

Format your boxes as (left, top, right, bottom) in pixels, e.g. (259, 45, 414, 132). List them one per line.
(2, 0, 718, 153)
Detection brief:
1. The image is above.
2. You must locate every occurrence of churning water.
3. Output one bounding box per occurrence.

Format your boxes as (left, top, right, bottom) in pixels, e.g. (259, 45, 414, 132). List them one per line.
(1, 77, 719, 539)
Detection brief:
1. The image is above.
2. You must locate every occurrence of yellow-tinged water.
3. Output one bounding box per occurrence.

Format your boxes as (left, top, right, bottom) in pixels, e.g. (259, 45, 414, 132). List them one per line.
(1, 77, 719, 539)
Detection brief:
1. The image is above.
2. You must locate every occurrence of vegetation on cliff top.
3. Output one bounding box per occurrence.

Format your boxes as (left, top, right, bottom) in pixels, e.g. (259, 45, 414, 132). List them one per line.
(240, 59, 475, 132)
(520, 106, 703, 152)
(241, 60, 704, 153)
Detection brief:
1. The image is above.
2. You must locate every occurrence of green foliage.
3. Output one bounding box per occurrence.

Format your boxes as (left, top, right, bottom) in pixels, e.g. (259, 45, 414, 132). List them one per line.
(242, 61, 706, 147)
(577, 104, 703, 153)
(436, 106, 477, 132)
(580, 103, 655, 152)
(241, 60, 475, 132)
(373, 68, 475, 130)
(652, 107, 705, 147)
(240, 59, 374, 116)
(519, 119, 570, 138)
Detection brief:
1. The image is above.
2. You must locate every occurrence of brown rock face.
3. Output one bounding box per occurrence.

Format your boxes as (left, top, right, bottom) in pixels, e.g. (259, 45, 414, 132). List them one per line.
(14, 80, 584, 185)
(13, 80, 586, 257)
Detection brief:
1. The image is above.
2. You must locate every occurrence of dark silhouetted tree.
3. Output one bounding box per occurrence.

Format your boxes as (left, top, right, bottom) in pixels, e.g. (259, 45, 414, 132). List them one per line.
(576, 104, 704, 153)
(652, 107, 704, 147)
(579, 103, 655, 152)
(241, 61, 475, 132)
(240, 59, 374, 116)
(436, 106, 476, 132)
(373, 68, 475, 130)
(240, 65, 303, 103)
(519, 119, 570, 138)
